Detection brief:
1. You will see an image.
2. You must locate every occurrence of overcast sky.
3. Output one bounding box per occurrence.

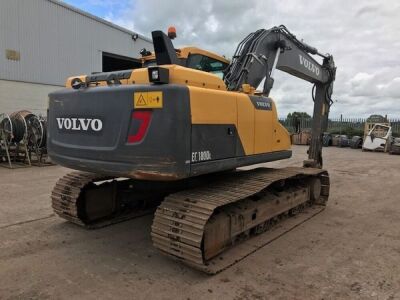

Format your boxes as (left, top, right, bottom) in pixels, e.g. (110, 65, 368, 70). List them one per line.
(64, 0, 400, 118)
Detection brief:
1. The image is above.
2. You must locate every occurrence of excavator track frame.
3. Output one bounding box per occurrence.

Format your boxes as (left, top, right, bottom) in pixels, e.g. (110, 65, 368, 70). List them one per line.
(151, 167, 329, 274)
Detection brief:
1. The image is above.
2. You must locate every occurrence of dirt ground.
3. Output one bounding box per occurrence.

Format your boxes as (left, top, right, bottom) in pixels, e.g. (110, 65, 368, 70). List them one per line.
(0, 146, 399, 300)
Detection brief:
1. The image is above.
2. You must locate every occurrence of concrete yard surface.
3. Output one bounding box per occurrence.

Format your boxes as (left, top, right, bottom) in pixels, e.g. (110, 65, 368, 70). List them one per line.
(0, 146, 399, 299)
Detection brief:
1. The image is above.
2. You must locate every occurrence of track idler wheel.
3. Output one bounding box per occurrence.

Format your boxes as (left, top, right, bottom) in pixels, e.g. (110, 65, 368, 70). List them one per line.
(309, 177, 323, 204)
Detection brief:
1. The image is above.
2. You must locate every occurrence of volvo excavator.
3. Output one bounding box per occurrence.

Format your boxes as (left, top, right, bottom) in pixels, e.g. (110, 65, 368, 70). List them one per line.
(48, 25, 336, 273)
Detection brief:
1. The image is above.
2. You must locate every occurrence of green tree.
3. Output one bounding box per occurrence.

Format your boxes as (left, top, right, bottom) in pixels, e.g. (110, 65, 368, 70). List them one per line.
(287, 112, 311, 120)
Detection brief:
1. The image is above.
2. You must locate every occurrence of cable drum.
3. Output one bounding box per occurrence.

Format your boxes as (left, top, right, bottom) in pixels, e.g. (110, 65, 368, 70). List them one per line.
(322, 132, 332, 147)
(0, 113, 13, 143)
(350, 136, 363, 149)
(0, 112, 27, 143)
(39, 117, 47, 148)
(0, 110, 47, 146)
(9, 110, 31, 143)
(26, 114, 47, 149)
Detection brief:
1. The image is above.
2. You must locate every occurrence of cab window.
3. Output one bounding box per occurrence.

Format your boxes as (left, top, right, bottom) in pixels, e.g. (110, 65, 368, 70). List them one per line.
(186, 54, 228, 78)
(143, 58, 186, 68)
(143, 60, 157, 67)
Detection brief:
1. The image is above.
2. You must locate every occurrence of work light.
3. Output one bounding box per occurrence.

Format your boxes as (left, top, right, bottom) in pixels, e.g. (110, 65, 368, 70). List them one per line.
(148, 67, 169, 84)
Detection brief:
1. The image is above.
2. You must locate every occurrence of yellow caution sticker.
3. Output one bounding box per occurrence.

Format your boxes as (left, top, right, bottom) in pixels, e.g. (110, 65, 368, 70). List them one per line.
(134, 91, 163, 109)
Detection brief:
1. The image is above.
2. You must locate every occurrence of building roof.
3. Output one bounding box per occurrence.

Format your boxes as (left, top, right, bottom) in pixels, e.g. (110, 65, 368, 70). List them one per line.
(48, 0, 152, 43)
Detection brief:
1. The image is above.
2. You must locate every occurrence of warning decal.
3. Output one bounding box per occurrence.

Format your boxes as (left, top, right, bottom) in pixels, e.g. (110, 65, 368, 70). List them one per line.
(136, 94, 147, 106)
(134, 91, 163, 109)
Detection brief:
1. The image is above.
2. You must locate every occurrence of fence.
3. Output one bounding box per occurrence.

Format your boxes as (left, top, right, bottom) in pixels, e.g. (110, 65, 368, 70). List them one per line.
(279, 117, 400, 136)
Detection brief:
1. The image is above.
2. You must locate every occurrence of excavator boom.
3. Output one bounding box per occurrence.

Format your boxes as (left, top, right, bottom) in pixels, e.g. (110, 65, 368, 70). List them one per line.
(224, 25, 336, 167)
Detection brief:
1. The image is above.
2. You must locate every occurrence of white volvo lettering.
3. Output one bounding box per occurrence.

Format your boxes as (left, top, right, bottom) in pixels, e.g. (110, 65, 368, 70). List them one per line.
(79, 119, 91, 131)
(64, 118, 72, 130)
(56, 118, 64, 129)
(56, 118, 103, 132)
(71, 118, 79, 130)
(299, 54, 320, 76)
(91, 119, 102, 132)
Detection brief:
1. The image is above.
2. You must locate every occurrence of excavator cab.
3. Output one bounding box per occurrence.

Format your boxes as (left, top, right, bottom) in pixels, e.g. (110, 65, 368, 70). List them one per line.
(141, 46, 229, 78)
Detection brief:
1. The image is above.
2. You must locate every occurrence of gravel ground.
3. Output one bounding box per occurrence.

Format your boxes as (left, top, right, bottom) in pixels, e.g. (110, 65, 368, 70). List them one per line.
(0, 146, 399, 300)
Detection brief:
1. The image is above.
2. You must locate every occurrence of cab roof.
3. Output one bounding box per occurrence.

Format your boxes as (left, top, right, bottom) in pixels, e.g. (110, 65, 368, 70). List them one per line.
(142, 46, 229, 64)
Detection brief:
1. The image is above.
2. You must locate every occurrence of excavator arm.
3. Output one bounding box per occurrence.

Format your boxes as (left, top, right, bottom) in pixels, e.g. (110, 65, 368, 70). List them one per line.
(224, 25, 336, 168)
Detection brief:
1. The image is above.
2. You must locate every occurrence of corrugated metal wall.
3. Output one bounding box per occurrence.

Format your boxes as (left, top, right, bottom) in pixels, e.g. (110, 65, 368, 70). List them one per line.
(0, 0, 152, 86)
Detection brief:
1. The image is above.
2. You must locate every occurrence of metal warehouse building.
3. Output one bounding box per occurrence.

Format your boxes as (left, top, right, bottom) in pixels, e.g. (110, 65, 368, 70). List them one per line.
(0, 0, 153, 115)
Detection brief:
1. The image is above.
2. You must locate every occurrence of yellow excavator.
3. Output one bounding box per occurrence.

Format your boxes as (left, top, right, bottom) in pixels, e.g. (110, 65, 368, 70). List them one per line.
(48, 26, 335, 273)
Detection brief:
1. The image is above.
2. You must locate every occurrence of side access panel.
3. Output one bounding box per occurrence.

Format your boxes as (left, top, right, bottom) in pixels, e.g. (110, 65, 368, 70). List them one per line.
(189, 86, 241, 164)
(189, 90, 291, 176)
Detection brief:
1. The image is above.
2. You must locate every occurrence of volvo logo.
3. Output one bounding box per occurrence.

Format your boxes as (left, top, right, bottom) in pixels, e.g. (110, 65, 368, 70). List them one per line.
(299, 54, 320, 76)
(56, 117, 103, 132)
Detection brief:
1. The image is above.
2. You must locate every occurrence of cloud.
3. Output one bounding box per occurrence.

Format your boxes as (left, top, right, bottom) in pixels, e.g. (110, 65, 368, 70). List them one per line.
(75, 0, 400, 118)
